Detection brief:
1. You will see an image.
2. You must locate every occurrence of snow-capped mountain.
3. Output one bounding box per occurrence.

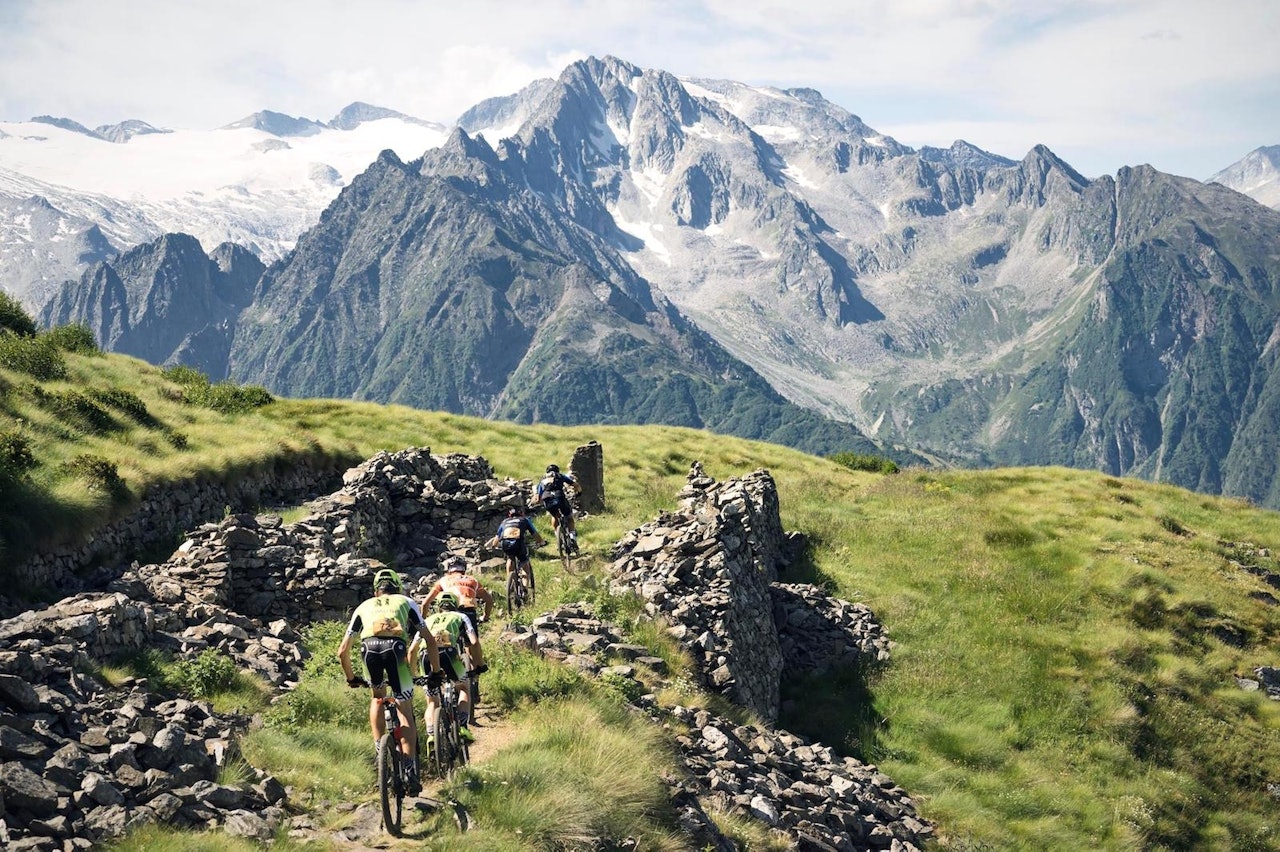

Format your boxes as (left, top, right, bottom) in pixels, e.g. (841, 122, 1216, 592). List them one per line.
(0, 104, 446, 306)
(1210, 145, 1280, 210)
(12, 55, 1280, 508)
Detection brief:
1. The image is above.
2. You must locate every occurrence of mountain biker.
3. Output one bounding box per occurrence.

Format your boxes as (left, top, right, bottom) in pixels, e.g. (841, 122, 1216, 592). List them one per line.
(421, 556, 492, 675)
(535, 463, 579, 553)
(337, 566, 443, 796)
(489, 506, 545, 594)
(412, 592, 481, 745)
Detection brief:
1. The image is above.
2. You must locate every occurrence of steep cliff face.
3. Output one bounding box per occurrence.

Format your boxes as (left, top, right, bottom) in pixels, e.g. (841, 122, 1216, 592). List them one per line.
(40, 233, 263, 375)
(228, 142, 892, 458)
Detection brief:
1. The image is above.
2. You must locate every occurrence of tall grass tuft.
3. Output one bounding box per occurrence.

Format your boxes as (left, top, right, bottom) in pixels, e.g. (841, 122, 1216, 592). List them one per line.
(430, 696, 685, 850)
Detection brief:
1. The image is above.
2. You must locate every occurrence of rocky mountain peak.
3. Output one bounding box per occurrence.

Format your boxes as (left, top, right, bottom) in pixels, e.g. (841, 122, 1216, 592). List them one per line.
(93, 119, 171, 143)
(220, 110, 326, 137)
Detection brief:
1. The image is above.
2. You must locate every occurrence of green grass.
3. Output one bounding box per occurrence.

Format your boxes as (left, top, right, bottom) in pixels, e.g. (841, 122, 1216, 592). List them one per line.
(10, 342, 1280, 850)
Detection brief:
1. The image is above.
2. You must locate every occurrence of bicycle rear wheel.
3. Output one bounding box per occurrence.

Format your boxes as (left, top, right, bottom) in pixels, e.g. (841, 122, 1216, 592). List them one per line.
(557, 524, 573, 571)
(506, 569, 524, 614)
(377, 733, 403, 836)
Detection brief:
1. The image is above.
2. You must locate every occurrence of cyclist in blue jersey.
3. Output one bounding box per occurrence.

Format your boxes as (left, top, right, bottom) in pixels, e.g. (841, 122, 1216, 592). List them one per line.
(535, 463, 579, 554)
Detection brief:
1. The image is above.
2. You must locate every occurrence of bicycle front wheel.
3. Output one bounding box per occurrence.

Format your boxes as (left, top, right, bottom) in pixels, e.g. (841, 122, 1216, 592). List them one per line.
(557, 525, 573, 572)
(377, 733, 403, 836)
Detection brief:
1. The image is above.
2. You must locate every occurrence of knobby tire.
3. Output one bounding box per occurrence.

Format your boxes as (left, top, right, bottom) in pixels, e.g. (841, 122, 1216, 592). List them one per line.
(377, 732, 403, 836)
(557, 523, 574, 572)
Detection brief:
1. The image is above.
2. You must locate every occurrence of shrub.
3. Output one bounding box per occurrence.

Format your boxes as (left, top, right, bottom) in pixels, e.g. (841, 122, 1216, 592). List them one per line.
(829, 451, 900, 475)
(162, 364, 274, 414)
(188, 381, 275, 414)
(171, 649, 238, 698)
(0, 429, 36, 483)
(0, 292, 37, 337)
(87, 387, 157, 427)
(60, 454, 125, 495)
(29, 386, 119, 435)
(42, 323, 99, 354)
(0, 334, 67, 380)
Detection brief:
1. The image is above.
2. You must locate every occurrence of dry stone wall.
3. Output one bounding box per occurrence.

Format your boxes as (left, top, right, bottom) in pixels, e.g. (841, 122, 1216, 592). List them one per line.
(1, 445, 927, 850)
(500, 603, 931, 851)
(6, 455, 350, 617)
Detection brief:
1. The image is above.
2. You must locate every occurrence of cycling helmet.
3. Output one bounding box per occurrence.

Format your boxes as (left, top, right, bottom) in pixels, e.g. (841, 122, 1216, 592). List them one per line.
(372, 568, 402, 594)
(507, 507, 520, 517)
(445, 556, 467, 573)
(546, 463, 560, 473)
(435, 593, 460, 612)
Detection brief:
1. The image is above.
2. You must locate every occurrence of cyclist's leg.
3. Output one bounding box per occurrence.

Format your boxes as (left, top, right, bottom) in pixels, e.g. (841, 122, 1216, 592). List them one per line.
(361, 640, 391, 745)
(388, 649, 417, 758)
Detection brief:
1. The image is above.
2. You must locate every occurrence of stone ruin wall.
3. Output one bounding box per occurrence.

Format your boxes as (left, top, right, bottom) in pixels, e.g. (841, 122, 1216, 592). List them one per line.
(0, 446, 932, 850)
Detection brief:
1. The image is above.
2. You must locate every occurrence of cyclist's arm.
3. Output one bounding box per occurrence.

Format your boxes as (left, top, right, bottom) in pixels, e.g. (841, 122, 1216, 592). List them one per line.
(337, 616, 361, 681)
(422, 582, 442, 608)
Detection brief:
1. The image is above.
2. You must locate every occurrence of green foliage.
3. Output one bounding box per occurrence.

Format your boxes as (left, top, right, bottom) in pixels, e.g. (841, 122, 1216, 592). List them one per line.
(0, 292, 37, 337)
(0, 429, 37, 483)
(60, 453, 126, 495)
(27, 385, 120, 435)
(43, 323, 100, 354)
(598, 670, 646, 704)
(0, 333, 67, 379)
(829, 450, 900, 474)
(481, 643, 585, 711)
(170, 649, 238, 698)
(88, 387, 157, 427)
(162, 364, 274, 414)
(425, 697, 684, 850)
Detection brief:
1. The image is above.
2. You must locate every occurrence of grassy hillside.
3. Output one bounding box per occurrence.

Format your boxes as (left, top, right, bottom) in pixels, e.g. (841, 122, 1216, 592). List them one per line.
(3, 319, 1279, 849)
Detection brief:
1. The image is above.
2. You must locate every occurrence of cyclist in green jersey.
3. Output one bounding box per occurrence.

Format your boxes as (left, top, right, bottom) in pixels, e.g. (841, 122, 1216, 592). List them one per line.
(338, 566, 443, 795)
(411, 592, 480, 744)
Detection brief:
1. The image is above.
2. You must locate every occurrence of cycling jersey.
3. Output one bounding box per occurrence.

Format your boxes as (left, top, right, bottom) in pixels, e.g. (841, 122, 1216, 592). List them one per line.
(436, 574, 482, 608)
(346, 594, 424, 644)
(424, 611, 476, 680)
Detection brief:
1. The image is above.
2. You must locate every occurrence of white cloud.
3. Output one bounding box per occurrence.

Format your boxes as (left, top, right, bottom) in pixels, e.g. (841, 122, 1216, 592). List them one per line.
(0, 0, 1275, 178)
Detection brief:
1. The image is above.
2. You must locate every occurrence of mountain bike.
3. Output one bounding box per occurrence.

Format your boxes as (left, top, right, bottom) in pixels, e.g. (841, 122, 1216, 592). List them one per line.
(555, 518, 576, 572)
(505, 549, 537, 615)
(350, 677, 416, 836)
(425, 677, 470, 778)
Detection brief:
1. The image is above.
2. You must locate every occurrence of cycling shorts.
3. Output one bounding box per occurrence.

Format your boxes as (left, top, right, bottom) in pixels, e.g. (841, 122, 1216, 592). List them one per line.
(360, 636, 413, 702)
(439, 647, 467, 682)
(544, 496, 571, 520)
(501, 538, 530, 561)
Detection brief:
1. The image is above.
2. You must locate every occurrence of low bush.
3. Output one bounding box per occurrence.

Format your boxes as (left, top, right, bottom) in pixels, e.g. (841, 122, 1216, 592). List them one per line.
(60, 453, 125, 495)
(43, 323, 100, 354)
(171, 649, 239, 698)
(87, 387, 158, 427)
(28, 386, 120, 435)
(0, 429, 36, 483)
(162, 364, 275, 414)
(829, 451, 899, 474)
(0, 292, 37, 337)
(0, 333, 67, 380)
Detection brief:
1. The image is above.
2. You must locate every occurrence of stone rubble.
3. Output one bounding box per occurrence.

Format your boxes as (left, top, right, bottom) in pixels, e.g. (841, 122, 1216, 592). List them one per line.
(500, 601, 932, 851)
(1, 446, 931, 850)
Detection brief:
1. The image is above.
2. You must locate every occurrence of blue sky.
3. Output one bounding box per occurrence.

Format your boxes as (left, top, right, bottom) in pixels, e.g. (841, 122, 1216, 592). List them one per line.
(0, 0, 1276, 179)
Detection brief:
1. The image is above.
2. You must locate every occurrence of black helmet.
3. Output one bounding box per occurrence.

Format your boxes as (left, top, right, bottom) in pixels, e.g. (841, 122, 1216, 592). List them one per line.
(507, 507, 519, 517)
(546, 464, 560, 473)
(445, 556, 467, 573)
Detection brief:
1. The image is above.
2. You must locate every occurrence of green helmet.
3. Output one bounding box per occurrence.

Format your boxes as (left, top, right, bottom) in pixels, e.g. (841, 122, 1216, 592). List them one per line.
(372, 568, 402, 594)
(435, 593, 460, 612)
